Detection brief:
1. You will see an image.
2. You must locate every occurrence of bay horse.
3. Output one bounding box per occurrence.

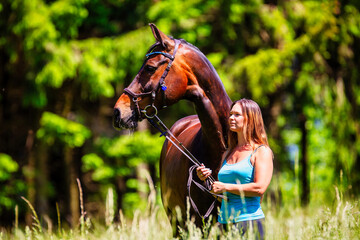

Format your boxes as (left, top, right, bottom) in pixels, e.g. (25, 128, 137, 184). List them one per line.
(113, 23, 232, 228)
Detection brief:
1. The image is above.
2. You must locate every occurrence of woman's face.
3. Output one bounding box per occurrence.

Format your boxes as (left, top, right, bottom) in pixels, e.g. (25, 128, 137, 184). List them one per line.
(229, 103, 245, 132)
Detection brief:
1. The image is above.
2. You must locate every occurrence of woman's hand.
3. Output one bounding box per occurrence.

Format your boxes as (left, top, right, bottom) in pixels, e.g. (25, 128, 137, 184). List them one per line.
(196, 164, 212, 181)
(211, 181, 227, 194)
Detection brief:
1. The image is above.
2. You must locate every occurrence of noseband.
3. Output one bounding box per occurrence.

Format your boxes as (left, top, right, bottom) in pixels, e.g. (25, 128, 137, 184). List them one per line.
(123, 39, 181, 120)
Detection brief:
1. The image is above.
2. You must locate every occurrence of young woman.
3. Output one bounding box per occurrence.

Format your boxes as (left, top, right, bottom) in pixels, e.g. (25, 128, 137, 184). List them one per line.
(197, 99, 273, 239)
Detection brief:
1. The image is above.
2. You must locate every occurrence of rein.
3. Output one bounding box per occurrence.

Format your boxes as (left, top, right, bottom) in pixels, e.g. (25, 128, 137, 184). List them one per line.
(147, 115, 226, 219)
(124, 38, 225, 219)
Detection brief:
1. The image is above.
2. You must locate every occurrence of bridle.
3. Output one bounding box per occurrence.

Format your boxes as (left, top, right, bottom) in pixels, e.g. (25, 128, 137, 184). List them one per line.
(123, 38, 181, 121)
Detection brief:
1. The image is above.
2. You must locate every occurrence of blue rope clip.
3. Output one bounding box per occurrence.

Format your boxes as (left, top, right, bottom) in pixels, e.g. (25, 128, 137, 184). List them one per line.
(161, 84, 167, 91)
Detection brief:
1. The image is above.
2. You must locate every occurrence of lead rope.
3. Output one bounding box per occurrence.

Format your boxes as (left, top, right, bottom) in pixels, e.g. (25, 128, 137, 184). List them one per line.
(148, 115, 216, 182)
(187, 165, 217, 219)
(147, 115, 226, 219)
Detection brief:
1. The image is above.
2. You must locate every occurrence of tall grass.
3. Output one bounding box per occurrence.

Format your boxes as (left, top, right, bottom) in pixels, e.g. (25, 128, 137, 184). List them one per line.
(2, 185, 359, 240)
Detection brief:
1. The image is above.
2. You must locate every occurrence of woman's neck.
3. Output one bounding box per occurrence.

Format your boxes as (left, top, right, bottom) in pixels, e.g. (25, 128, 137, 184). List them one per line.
(237, 133, 248, 147)
(236, 133, 255, 152)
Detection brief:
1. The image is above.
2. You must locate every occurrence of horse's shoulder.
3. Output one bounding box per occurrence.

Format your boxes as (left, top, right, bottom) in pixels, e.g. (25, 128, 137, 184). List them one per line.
(161, 115, 201, 158)
(170, 115, 200, 137)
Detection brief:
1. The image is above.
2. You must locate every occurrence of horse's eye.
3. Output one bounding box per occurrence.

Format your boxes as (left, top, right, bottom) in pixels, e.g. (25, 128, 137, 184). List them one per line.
(144, 65, 157, 73)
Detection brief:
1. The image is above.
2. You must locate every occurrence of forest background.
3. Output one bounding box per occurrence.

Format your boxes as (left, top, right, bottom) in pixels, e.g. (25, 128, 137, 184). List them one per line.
(0, 0, 359, 230)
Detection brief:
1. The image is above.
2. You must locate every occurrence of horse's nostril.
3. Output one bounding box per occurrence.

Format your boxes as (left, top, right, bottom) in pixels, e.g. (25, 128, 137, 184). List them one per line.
(114, 108, 121, 122)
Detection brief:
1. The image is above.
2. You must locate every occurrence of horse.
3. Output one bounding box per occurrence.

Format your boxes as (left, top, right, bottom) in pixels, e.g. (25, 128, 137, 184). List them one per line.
(113, 23, 232, 229)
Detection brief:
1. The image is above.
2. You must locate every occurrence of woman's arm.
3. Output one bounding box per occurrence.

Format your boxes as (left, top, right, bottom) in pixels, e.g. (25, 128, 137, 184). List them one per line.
(212, 146, 273, 197)
(196, 149, 229, 181)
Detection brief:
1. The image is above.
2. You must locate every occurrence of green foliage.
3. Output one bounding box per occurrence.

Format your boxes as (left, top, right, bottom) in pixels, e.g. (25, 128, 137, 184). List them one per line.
(99, 131, 163, 165)
(0, 154, 25, 212)
(77, 45, 116, 99)
(230, 47, 294, 105)
(31, 27, 154, 104)
(83, 131, 163, 181)
(12, 0, 58, 51)
(82, 153, 103, 172)
(50, 0, 89, 39)
(148, 0, 218, 44)
(36, 111, 91, 147)
(82, 131, 163, 216)
(0, 153, 18, 181)
(35, 43, 78, 88)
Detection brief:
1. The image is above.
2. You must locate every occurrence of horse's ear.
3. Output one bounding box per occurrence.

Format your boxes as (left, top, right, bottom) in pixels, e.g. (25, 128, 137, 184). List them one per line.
(149, 23, 173, 50)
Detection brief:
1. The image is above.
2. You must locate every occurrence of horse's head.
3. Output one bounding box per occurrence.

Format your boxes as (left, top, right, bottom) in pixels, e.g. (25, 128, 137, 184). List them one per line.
(113, 24, 189, 130)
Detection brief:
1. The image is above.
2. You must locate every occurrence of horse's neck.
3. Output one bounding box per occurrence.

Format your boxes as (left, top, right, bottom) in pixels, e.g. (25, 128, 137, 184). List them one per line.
(185, 50, 232, 157)
(198, 74, 232, 140)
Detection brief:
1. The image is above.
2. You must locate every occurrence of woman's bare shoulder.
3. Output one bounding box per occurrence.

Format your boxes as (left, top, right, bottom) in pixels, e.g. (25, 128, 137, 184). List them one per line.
(256, 145, 273, 159)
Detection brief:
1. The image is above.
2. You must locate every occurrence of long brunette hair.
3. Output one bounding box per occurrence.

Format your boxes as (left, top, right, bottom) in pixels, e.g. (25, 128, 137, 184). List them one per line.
(227, 99, 269, 155)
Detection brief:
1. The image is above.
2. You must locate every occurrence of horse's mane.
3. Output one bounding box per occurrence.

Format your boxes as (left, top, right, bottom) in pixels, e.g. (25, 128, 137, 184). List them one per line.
(178, 38, 202, 53)
(166, 36, 201, 53)
(169, 37, 219, 78)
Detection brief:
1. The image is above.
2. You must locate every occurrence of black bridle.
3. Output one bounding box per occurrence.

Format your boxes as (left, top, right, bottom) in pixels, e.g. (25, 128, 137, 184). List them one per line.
(123, 38, 181, 121)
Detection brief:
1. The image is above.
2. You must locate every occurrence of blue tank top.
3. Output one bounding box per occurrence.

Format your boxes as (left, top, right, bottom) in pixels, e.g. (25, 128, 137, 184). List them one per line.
(217, 148, 265, 223)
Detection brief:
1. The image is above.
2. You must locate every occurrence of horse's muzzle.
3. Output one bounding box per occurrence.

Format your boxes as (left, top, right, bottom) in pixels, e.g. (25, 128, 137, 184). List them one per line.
(113, 108, 138, 130)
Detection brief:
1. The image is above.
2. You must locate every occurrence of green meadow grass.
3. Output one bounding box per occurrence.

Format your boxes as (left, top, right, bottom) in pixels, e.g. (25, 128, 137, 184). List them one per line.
(1, 198, 359, 239)
(1, 185, 359, 240)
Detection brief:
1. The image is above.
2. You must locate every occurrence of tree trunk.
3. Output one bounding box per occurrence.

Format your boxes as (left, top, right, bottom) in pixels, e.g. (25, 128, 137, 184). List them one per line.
(36, 141, 49, 220)
(25, 130, 36, 226)
(299, 113, 309, 206)
(64, 146, 80, 227)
